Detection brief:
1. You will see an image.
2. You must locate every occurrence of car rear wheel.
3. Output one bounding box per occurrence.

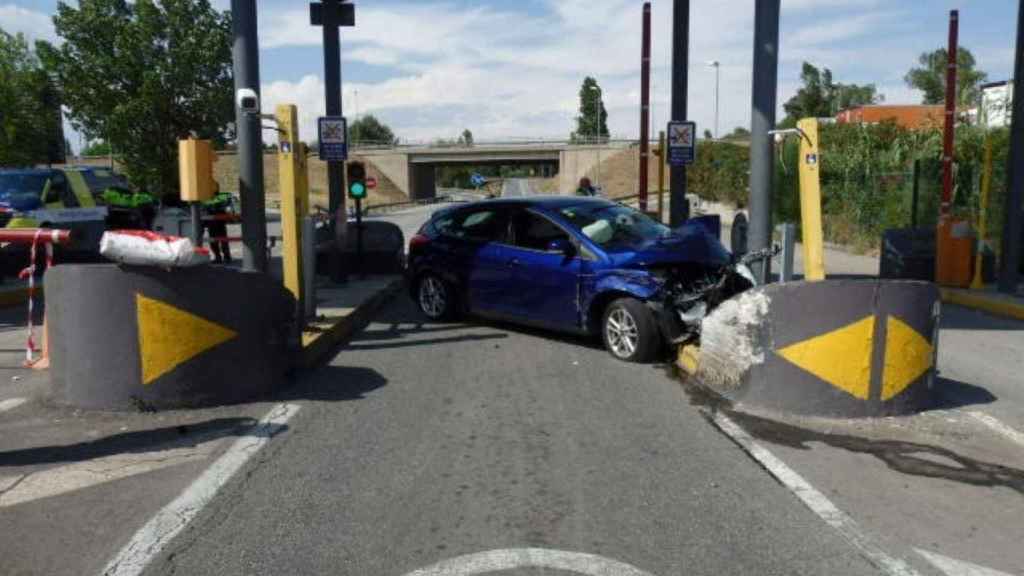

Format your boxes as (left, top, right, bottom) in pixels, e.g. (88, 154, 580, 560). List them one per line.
(417, 273, 454, 320)
(602, 297, 660, 363)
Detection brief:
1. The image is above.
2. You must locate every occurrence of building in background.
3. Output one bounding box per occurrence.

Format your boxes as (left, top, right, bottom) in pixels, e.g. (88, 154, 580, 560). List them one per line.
(835, 105, 945, 130)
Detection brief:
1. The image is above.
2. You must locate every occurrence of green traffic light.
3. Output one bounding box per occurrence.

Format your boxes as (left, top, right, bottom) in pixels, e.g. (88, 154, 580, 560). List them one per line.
(350, 182, 366, 197)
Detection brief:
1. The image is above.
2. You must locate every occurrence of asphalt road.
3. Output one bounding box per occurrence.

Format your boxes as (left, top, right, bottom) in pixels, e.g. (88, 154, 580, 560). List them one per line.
(142, 296, 877, 576)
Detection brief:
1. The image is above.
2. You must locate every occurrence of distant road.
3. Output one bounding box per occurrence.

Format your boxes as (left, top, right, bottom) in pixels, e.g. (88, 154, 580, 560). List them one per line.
(501, 178, 532, 198)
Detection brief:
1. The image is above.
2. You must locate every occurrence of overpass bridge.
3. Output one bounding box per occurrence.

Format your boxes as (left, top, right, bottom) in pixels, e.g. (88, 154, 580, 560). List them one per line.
(354, 142, 630, 199)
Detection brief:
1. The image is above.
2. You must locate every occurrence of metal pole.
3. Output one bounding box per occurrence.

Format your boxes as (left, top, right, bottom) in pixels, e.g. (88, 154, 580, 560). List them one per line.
(748, 0, 781, 283)
(231, 0, 267, 273)
(941, 10, 959, 217)
(356, 197, 364, 278)
(669, 0, 690, 226)
(911, 159, 920, 229)
(658, 130, 666, 223)
(323, 0, 347, 282)
(999, 0, 1024, 293)
(190, 203, 202, 247)
(714, 62, 720, 139)
(639, 2, 651, 212)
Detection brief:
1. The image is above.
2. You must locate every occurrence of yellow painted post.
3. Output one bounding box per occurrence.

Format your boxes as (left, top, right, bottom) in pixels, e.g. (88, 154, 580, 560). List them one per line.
(657, 130, 666, 224)
(276, 104, 310, 314)
(971, 134, 993, 290)
(797, 118, 826, 281)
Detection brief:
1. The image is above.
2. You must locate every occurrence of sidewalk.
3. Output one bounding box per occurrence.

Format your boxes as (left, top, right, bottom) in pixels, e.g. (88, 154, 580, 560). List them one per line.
(0, 270, 402, 576)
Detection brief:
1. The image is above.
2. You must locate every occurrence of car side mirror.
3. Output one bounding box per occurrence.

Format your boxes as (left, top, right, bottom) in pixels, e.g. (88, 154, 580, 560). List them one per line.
(547, 238, 574, 256)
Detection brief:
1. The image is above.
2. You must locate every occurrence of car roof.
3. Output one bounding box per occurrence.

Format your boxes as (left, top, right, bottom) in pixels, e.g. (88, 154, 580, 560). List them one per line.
(0, 169, 56, 176)
(447, 195, 615, 211)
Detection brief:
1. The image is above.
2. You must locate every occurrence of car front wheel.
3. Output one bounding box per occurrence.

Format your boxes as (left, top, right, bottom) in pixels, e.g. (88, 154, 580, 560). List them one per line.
(602, 297, 660, 363)
(417, 273, 454, 320)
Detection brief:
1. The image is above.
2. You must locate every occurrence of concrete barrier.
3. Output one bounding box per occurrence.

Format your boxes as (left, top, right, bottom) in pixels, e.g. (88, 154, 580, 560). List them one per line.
(47, 264, 295, 410)
(684, 279, 940, 417)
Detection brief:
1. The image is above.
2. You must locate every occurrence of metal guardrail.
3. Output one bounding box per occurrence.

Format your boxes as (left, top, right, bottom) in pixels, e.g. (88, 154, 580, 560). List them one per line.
(361, 195, 460, 216)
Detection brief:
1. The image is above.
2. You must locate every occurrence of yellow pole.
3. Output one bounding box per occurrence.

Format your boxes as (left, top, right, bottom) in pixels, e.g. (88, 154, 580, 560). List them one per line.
(797, 118, 826, 281)
(276, 104, 310, 311)
(971, 134, 993, 290)
(657, 130, 666, 224)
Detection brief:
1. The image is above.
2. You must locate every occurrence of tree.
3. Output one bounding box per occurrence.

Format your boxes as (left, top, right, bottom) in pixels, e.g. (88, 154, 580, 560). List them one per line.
(42, 0, 234, 198)
(82, 140, 112, 156)
(904, 47, 988, 107)
(571, 77, 609, 143)
(724, 126, 751, 140)
(0, 30, 64, 167)
(459, 128, 474, 146)
(349, 114, 397, 146)
(782, 62, 881, 125)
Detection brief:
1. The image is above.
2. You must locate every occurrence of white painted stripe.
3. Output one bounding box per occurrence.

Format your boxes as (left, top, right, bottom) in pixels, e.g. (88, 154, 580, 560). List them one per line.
(100, 403, 300, 576)
(402, 548, 655, 576)
(0, 397, 27, 413)
(916, 548, 1015, 576)
(710, 411, 922, 576)
(968, 411, 1024, 449)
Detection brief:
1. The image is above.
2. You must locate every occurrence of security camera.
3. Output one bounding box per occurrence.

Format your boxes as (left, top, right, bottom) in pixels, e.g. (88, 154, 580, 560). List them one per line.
(236, 88, 260, 113)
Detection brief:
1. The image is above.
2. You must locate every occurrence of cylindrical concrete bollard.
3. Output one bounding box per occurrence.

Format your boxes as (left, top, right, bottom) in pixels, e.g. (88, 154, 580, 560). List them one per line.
(46, 264, 295, 410)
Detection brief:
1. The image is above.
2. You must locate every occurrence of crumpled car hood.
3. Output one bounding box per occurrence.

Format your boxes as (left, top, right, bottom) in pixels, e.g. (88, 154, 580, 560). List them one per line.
(603, 219, 732, 269)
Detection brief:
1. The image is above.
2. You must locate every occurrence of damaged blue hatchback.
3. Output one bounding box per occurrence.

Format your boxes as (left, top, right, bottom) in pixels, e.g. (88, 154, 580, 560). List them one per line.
(407, 196, 759, 362)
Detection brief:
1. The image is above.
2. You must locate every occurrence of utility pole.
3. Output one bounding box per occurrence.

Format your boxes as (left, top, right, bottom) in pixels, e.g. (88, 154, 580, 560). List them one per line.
(999, 0, 1024, 293)
(708, 60, 720, 139)
(669, 0, 690, 226)
(312, 0, 355, 282)
(748, 0, 781, 283)
(639, 2, 652, 212)
(231, 0, 267, 273)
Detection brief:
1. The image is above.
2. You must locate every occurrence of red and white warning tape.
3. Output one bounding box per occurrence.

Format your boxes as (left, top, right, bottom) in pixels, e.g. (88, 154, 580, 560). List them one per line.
(19, 229, 53, 367)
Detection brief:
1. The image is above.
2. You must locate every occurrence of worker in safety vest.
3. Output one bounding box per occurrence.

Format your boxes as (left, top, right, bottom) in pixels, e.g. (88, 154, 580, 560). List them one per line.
(203, 183, 233, 264)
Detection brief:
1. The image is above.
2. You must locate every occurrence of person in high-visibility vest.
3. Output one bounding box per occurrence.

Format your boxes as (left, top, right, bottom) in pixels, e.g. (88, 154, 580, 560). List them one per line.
(203, 184, 233, 263)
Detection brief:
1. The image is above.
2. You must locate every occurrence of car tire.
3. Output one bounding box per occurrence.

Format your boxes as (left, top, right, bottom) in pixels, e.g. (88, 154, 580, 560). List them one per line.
(601, 297, 660, 363)
(416, 273, 455, 321)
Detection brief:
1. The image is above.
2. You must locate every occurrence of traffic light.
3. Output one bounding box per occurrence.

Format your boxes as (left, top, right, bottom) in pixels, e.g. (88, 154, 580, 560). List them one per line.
(346, 161, 367, 199)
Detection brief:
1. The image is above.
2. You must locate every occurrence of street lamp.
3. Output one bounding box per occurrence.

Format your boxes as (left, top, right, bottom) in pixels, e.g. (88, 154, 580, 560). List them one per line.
(707, 60, 720, 139)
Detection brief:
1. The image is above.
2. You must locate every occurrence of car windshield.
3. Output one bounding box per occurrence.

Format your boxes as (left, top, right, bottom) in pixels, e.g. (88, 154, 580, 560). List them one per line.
(558, 203, 671, 248)
(0, 173, 49, 197)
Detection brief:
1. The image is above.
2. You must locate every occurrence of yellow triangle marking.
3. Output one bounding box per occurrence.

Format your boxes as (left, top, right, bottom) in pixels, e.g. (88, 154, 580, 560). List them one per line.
(136, 294, 237, 385)
(881, 316, 933, 400)
(776, 316, 875, 400)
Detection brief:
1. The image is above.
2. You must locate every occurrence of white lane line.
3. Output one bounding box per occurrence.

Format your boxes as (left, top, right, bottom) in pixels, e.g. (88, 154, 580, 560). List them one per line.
(402, 548, 656, 576)
(968, 411, 1024, 449)
(0, 397, 27, 413)
(916, 549, 1015, 576)
(710, 411, 922, 576)
(101, 403, 300, 576)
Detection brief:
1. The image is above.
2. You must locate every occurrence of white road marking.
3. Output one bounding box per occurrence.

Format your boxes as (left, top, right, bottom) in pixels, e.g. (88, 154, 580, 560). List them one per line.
(968, 411, 1024, 449)
(0, 397, 27, 413)
(101, 403, 300, 576)
(916, 549, 1015, 576)
(402, 548, 656, 576)
(710, 411, 922, 576)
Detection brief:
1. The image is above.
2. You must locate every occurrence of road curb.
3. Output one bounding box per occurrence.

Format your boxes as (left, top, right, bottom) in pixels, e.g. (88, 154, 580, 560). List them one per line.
(299, 278, 404, 368)
(940, 288, 1024, 322)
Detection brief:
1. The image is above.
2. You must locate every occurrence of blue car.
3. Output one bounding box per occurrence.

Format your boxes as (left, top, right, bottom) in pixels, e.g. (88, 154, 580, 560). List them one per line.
(407, 196, 758, 362)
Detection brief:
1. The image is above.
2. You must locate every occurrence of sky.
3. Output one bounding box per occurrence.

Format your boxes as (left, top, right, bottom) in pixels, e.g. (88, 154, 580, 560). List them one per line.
(2, 0, 1020, 149)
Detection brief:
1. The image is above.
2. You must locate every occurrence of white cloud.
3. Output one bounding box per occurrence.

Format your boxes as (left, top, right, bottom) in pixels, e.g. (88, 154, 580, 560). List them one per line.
(0, 4, 57, 44)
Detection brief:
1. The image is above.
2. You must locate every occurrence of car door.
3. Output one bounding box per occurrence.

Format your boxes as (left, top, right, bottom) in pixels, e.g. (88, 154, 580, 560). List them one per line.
(431, 207, 514, 314)
(501, 208, 583, 330)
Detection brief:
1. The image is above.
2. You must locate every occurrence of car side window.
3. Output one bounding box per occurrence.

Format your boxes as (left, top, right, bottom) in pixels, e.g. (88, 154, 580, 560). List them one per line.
(440, 209, 506, 243)
(55, 173, 80, 208)
(510, 210, 570, 252)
